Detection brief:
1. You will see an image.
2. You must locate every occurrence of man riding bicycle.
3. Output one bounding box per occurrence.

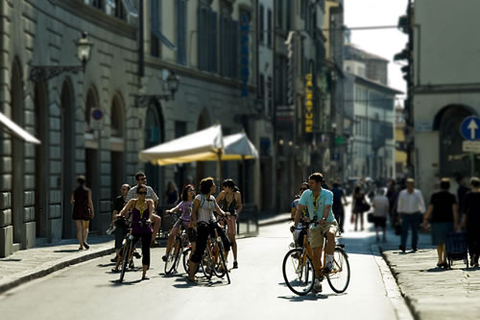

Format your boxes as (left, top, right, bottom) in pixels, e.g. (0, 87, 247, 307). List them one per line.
(294, 172, 338, 293)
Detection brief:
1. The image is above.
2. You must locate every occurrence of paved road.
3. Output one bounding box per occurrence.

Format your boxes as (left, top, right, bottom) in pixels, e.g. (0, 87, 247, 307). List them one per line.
(0, 217, 411, 320)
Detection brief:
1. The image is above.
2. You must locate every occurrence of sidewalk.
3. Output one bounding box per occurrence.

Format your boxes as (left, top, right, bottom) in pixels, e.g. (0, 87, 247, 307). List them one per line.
(0, 236, 115, 293)
(380, 230, 480, 320)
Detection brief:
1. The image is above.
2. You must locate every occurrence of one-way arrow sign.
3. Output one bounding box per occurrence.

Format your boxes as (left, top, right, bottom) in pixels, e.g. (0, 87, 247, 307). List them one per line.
(461, 116, 480, 141)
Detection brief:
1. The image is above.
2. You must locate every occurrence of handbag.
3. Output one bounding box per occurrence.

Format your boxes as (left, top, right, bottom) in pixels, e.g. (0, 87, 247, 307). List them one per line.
(361, 201, 371, 212)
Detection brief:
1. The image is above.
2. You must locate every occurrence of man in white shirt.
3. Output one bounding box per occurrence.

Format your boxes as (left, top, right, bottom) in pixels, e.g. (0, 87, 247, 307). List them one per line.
(397, 178, 426, 253)
(126, 172, 161, 247)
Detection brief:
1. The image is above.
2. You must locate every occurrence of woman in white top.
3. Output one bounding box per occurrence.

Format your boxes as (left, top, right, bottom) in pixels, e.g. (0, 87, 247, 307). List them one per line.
(188, 177, 231, 282)
(372, 188, 390, 242)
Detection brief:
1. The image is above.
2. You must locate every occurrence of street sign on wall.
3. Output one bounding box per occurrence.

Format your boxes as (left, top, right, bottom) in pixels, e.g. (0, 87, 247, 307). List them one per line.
(460, 116, 480, 141)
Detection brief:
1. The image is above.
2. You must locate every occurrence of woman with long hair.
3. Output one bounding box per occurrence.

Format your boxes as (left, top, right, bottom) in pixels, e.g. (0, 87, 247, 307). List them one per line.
(71, 175, 94, 250)
(352, 186, 368, 231)
(162, 184, 197, 263)
(188, 177, 230, 282)
(216, 179, 243, 269)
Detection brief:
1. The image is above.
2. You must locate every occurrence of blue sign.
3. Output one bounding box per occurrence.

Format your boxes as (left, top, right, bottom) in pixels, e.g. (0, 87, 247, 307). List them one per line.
(461, 116, 480, 141)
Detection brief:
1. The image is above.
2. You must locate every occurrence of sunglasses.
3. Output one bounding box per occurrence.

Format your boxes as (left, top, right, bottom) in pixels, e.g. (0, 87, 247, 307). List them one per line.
(137, 191, 147, 195)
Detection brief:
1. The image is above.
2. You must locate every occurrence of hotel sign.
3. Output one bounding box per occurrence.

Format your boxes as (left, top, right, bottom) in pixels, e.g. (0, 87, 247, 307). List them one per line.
(304, 73, 314, 141)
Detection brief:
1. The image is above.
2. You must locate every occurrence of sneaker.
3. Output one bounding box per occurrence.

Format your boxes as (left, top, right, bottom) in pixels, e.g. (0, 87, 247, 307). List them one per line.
(399, 245, 406, 253)
(162, 255, 168, 262)
(233, 261, 238, 269)
(323, 261, 333, 274)
(106, 226, 116, 235)
(110, 256, 118, 263)
(133, 251, 141, 259)
(313, 277, 323, 293)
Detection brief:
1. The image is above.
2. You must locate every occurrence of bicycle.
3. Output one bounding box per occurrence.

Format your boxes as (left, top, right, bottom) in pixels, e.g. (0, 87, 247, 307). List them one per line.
(164, 216, 190, 275)
(113, 221, 134, 283)
(197, 220, 231, 284)
(282, 222, 350, 295)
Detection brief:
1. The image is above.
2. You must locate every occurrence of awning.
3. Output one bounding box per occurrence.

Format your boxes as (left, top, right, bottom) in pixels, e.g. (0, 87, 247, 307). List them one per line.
(0, 112, 41, 144)
(139, 124, 223, 165)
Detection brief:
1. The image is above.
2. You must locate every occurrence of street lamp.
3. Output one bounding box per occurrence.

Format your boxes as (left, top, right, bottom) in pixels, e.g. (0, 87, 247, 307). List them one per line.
(134, 69, 180, 107)
(30, 32, 93, 82)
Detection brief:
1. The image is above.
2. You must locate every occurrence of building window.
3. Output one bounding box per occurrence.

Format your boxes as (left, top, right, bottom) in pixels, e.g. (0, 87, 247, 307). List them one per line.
(92, 0, 103, 10)
(198, 5, 218, 72)
(150, 0, 161, 57)
(176, 0, 187, 65)
(267, 9, 272, 47)
(114, 0, 126, 20)
(259, 5, 264, 44)
(278, 0, 284, 29)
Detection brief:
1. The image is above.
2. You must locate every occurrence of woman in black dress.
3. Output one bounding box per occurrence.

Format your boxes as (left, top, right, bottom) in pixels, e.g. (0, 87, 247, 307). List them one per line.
(461, 177, 480, 267)
(71, 175, 94, 250)
(423, 178, 458, 268)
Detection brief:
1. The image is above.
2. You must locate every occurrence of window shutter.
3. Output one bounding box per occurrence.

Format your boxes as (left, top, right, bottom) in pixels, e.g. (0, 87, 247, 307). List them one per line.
(198, 7, 204, 70)
(209, 10, 218, 73)
(231, 19, 239, 79)
(177, 0, 187, 65)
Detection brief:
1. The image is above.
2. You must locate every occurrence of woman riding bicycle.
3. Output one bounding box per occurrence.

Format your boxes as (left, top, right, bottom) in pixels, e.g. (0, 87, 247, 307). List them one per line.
(216, 179, 242, 269)
(162, 184, 197, 263)
(188, 177, 231, 282)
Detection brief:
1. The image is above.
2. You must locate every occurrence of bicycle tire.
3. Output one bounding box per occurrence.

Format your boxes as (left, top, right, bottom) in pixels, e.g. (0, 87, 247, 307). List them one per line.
(282, 248, 315, 296)
(216, 241, 230, 284)
(173, 240, 183, 272)
(201, 250, 214, 279)
(119, 238, 132, 283)
(164, 237, 180, 275)
(326, 247, 350, 293)
(182, 247, 191, 273)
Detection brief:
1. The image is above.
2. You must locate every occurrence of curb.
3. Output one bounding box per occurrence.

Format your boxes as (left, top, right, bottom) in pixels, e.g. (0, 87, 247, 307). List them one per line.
(379, 247, 419, 320)
(0, 247, 114, 294)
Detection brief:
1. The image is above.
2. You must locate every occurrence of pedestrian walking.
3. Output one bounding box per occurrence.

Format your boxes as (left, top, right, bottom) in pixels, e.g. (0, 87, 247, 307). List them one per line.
(108, 184, 130, 262)
(371, 188, 389, 242)
(216, 179, 243, 269)
(422, 178, 458, 268)
(164, 181, 179, 205)
(188, 177, 231, 282)
(126, 172, 161, 247)
(461, 177, 480, 267)
(118, 184, 154, 280)
(352, 186, 369, 231)
(331, 181, 348, 234)
(456, 174, 470, 222)
(71, 175, 94, 250)
(397, 178, 426, 253)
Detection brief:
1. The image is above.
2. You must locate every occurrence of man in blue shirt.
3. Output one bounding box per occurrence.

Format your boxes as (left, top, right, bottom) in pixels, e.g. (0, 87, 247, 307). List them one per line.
(294, 172, 338, 293)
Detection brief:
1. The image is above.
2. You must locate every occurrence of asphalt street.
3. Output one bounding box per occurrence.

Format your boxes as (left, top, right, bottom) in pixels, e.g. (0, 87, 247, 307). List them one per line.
(0, 215, 412, 320)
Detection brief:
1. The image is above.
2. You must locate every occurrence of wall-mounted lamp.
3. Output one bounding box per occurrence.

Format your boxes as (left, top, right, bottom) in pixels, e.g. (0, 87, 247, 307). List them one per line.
(135, 70, 180, 107)
(30, 32, 93, 82)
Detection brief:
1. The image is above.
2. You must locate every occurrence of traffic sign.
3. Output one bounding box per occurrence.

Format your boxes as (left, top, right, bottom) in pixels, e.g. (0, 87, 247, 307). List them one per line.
(462, 141, 480, 153)
(461, 116, 480, 140)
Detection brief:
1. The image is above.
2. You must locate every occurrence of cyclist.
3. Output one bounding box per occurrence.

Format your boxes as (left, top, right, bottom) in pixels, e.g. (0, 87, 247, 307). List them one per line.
(294, 172, 338, 293)
(162, 184, 197, 263)
(216, 179, 243, 269)
(188, 177, 231, 282)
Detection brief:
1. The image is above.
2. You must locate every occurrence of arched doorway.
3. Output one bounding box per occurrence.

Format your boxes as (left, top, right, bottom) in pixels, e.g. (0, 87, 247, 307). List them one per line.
(11, 59, 24, 246)
(144, 100, 164, 198)
(434, 105, 473, 178)
(84, 87, 100, 234)
(34, 81, 48, 239)
(61, 80, 75, 239)
(110, 94, 126, 199)
(195, 108, 211, 186)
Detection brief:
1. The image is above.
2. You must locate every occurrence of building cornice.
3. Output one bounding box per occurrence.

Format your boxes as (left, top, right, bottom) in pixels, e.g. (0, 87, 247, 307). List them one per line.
(47, 0, 137, 39)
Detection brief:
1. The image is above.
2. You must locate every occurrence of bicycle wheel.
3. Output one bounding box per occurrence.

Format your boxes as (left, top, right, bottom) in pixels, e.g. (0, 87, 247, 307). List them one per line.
(182, 247, 191, 274)
(173, 241, 183, 272)
(119, 238, 132, 283)
(282, 248, 315, 296)
(216, 241, 230, 284)
(326, 247, 350, 293)
(201, 250, 214, 279)
(164, 237, 180, 275)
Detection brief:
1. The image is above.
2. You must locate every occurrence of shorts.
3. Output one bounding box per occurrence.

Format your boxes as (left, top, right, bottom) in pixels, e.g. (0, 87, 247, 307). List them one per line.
(309, 221, 338, 249)
(373, 216, 387, 228)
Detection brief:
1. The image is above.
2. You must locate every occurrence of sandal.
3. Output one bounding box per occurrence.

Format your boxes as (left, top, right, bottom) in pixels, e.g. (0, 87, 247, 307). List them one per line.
(111, 268, 119, 273)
